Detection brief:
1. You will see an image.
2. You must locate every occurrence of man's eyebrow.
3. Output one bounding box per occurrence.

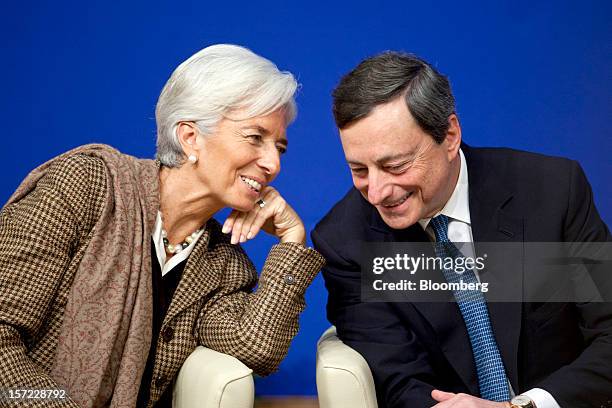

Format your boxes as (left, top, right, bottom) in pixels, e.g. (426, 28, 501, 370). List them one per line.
(346, 160, 365, 167)
(375, 152, 414, 165)
(346, 152, 414, 167)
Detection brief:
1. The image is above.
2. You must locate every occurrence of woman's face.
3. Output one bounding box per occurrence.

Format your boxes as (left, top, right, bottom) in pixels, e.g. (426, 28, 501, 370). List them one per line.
(192, 109, 288, 212)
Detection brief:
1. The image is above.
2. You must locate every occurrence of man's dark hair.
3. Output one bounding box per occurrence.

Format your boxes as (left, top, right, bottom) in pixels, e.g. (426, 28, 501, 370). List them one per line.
(332, 51, 455, 143)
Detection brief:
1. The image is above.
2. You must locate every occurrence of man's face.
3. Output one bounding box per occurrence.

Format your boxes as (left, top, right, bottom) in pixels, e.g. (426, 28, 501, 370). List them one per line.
(339, 97, 461, 229)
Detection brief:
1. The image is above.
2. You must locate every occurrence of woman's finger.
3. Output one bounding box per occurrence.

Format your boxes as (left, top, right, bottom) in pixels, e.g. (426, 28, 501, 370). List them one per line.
(241, 204, 262, 241)
(251, 186, 305, 242)
(230, 211, 249, 245)
(225, 186, 304, 243)
(237, 188, 275, 241)
(246, 188, 277, 239)
(248, 202, 276, 239)
(222, 209, 239, 234)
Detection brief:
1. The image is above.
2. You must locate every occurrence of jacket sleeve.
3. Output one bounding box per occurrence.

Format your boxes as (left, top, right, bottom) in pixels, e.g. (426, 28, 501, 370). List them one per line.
(536, 161, 612, 407)
(312, 228, 439, 408)
(196, 242, 325, 376)
(0, 155, 106, 408)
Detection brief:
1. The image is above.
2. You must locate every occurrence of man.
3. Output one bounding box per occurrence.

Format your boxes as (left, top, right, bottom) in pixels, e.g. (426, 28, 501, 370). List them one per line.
(312, 52, 612, 407)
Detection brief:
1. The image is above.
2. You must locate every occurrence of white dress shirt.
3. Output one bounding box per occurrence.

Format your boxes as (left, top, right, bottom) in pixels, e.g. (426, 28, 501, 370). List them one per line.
(418, 149, 560, 408)
(151, 211, 206, 276)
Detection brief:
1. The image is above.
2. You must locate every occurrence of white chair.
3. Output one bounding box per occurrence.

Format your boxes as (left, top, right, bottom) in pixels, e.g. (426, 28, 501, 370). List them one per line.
(173, 346, 255, 408)
(316, 326, 378, 408)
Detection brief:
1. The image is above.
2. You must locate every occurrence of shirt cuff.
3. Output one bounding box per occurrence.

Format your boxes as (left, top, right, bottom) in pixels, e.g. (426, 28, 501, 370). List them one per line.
(522, 388, 561, 408)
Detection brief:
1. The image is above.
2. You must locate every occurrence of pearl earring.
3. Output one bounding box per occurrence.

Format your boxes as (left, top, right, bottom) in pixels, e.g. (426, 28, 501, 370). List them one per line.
(188, 154, 198, 164)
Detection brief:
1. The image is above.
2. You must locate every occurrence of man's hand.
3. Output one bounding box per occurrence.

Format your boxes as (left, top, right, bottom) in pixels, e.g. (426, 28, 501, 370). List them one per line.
(431, 390, 511, 407)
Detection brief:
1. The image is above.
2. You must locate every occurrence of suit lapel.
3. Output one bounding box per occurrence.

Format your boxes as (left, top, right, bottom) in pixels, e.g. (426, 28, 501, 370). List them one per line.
(163, 222, 221, 325)
(465, 146, 523, 393)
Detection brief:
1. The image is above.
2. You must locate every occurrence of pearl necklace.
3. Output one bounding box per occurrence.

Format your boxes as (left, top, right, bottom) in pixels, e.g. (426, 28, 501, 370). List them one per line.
(162, 227, 202, 254)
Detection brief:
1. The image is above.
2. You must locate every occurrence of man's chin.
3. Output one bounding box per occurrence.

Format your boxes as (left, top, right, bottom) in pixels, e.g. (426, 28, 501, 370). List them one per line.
(379, 212, 418, 230)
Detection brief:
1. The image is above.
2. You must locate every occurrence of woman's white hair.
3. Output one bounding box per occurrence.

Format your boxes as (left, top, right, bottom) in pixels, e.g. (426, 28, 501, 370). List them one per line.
(155, 44, 298, 167)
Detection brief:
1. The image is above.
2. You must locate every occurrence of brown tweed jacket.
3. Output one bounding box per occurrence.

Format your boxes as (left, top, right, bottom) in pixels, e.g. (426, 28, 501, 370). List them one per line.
(0, 153, 325, 407)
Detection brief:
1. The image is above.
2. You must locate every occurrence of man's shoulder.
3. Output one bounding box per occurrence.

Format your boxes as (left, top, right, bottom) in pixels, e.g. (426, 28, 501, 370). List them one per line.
(465, 145, 579, 192)
(466, 145, 575, 174)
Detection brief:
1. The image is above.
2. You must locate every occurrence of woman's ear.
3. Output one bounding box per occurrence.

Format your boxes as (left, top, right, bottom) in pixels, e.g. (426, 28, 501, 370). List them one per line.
(176, 122, 201, 155)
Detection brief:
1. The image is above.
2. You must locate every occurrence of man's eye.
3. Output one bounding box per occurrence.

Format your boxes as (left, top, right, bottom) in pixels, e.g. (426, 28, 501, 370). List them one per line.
(386, 163, 407, 173)
(351, 167, 367, 175)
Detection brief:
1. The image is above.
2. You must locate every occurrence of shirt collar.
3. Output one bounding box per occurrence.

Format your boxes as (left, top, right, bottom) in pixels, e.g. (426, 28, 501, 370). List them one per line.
(152, 211, 207, 277)
(418, 148, 471, 230)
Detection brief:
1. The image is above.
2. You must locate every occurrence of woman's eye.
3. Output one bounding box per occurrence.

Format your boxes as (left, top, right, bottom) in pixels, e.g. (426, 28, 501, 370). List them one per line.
(276, 145, 287, 154)
(247, 134, 263, 142)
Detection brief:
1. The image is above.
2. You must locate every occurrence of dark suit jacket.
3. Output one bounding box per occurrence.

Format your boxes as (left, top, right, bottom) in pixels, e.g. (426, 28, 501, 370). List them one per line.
(312, 145, 612, 408)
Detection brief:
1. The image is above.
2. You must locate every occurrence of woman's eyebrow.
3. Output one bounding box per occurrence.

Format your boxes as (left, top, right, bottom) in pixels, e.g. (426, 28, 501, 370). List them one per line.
(241, 125, 269, 135)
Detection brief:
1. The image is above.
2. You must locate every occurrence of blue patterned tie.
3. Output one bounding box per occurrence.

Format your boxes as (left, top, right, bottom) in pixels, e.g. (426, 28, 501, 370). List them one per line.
(429, 215, 511, 401)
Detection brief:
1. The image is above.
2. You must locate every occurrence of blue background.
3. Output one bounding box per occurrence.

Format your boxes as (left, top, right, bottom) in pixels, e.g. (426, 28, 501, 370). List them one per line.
(1, 0, 610, 397)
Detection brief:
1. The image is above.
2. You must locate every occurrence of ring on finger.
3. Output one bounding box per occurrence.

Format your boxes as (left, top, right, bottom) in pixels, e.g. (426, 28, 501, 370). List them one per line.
(256, 199, 266, 208)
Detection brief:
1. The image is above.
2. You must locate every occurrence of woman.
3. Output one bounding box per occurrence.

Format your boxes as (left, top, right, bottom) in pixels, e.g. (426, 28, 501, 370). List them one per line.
(0, 44, 324, 408)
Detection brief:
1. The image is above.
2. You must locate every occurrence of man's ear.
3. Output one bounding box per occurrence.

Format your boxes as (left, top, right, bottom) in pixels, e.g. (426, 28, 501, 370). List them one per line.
(176, 122, 201, 155)
(444, 114, 462, 161)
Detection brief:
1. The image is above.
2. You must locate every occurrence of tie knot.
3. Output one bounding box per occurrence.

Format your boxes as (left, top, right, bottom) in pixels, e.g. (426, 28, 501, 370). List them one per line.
(430, 214, 450, 242)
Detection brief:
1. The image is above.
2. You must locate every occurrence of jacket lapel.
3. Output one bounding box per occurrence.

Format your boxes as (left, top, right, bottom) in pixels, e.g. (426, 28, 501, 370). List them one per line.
(464, 146, 523, 393)
(163, 222, 221, 325)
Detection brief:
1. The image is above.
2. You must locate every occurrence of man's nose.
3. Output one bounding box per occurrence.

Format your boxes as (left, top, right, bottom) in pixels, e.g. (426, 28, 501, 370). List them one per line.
(367, 170, 392, 206)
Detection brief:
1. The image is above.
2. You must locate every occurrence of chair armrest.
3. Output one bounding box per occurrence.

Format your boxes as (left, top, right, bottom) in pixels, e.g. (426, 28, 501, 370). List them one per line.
(316, 326, 378, 408)
(173, 346, 254, 408)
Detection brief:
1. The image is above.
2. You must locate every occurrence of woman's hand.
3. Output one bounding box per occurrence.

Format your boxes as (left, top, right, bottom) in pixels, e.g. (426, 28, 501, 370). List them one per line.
(222, 186, 306, 245)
